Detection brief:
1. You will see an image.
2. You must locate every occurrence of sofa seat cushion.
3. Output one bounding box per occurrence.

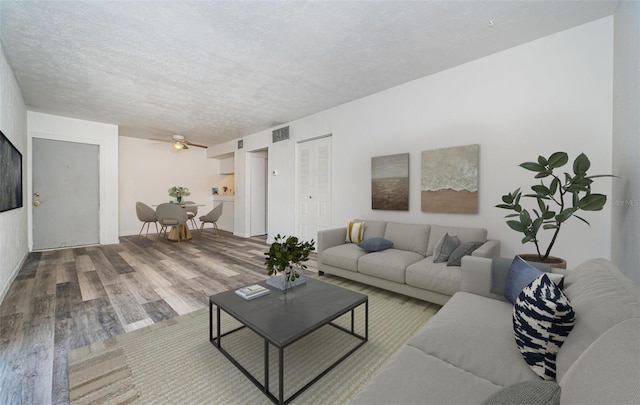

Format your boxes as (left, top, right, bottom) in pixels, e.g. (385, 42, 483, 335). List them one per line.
(408, 292, 539, 387)
(321, 244, 368, 272)
(406, 258, 461, 296)
(427, 225, 487, 257)
(350, 345, 502, 405)
(357, 249, 424, 283)
(555, 258, 640, 380)
(559, 318, 640, 405)
(383, 222, 431, 256)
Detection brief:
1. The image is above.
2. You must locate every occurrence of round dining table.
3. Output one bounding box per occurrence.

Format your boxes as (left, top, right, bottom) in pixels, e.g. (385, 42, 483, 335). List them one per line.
(154, 202, 206, 242)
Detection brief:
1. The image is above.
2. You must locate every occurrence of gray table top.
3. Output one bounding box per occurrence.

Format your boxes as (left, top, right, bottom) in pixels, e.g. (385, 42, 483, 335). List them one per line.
(210, 277, 367, 347)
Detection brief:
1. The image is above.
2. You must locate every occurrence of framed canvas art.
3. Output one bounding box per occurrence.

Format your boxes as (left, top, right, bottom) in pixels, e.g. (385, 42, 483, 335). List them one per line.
(421, 144, 478, 214)
(372, 153, 409, 210)
(0, 130, 23, 213)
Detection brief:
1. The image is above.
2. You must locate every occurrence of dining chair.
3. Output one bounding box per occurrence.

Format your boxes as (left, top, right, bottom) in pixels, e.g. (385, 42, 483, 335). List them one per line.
(199, 203, 223, 237)
(156, 202, 189, 242)
(136, 202, 158, 237)
(183, 200, 198, 230)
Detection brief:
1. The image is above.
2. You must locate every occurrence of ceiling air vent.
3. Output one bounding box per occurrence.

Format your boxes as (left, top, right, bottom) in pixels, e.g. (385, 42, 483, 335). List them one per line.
(272, 126, 290, 143)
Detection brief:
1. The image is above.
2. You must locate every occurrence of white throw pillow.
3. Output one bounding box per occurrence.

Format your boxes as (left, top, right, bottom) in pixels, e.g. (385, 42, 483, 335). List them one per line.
(346, 221, 365, 243)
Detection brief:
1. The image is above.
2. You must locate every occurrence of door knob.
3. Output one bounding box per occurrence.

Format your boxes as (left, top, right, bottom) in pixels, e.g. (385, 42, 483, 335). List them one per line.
(34, 192, 40, 197)
(33, 201, 40, 206)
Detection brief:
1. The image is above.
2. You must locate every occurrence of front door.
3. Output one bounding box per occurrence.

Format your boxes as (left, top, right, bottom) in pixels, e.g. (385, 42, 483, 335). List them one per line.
(32, 138, 100, 250)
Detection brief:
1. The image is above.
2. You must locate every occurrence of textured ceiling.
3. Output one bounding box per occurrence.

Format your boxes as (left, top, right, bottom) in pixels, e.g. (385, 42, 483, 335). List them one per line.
(0, 1, 618, 147)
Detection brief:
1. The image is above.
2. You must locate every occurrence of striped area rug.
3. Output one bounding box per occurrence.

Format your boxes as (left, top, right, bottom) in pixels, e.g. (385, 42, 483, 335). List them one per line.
(68, 278, 440, 404)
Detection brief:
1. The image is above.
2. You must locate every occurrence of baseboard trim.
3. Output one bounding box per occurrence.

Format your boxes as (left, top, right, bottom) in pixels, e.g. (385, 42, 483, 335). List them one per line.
(0, 251, 28, 305)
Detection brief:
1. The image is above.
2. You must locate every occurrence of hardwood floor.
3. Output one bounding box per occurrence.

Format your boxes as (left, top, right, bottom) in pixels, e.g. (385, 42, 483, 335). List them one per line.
(0, 230, 317, 405)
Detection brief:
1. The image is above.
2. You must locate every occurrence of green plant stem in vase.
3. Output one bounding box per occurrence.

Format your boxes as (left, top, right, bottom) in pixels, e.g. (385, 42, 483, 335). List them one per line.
(264, 234, 315, 300)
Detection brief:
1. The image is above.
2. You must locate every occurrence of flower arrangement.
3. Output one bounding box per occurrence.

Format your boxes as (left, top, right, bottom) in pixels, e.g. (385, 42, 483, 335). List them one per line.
(168, 186, 191, 197)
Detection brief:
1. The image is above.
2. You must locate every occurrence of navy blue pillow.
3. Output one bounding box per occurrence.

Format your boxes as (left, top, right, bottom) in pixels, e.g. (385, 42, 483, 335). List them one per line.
(504, 256, 543, 304)
(358, 237, 393, 252)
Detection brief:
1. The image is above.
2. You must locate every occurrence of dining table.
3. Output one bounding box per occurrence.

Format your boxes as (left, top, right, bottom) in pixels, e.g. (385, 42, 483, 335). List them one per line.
(154, 202, 206, 242)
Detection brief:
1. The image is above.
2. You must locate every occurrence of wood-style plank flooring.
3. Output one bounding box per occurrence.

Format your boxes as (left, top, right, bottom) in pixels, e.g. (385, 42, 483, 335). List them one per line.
(0, 230, 317, 405)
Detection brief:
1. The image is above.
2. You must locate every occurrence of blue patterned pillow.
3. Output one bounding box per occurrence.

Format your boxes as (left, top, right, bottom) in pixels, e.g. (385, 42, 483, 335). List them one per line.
(513, 274, 576, 381)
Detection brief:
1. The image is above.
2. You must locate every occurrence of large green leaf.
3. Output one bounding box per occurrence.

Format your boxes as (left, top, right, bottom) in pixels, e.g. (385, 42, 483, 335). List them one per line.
(547, 152, 568, 168)
(531, 184, 550, 196)
(537, 155, 548, 166)
(535, 170, 552, 179)
(520, 162, 546, 172)
(573, 153, 591, 175)
(507, 220, 526, 232)
(556, 207, 578, 222)
(549, 177, 559, 195)
(579, 194, 607, 211)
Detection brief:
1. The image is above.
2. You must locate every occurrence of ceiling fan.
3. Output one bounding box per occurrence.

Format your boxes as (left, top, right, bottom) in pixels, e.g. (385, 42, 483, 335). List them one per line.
(153, 134, 208, 150)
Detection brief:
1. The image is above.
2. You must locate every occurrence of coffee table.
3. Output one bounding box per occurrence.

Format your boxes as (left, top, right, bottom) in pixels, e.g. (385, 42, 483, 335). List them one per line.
(209, 277, 368, 405)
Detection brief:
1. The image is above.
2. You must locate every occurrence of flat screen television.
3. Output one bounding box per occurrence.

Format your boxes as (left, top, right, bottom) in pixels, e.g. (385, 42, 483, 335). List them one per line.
(0, 130, 23, 212)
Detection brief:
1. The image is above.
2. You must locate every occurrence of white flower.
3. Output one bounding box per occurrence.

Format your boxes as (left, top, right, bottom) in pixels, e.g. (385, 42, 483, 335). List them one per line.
(168, 186, 191, 197)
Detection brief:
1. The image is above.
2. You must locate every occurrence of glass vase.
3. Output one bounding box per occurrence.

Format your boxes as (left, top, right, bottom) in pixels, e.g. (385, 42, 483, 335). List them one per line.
(279, 270, 296, 300)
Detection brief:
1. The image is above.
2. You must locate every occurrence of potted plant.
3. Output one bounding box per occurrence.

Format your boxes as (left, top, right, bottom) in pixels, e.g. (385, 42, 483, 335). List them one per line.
(264, 234, 315, 285)
(496, 152, 613, 267)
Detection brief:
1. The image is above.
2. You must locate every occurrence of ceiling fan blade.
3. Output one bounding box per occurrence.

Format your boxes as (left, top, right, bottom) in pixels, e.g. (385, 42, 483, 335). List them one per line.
(150, 138, 171, 143)
(185, 141, 208, 149)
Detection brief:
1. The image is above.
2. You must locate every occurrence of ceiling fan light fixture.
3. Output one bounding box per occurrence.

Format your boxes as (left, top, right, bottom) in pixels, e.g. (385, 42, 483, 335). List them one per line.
(173, 142, 184, 150)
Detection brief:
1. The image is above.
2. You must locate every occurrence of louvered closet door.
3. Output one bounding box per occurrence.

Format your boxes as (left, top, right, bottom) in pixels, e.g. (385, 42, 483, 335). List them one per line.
(296, 135, 332, 243)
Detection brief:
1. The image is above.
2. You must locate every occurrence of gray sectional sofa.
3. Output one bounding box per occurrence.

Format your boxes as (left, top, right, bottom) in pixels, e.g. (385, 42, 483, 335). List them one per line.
(351, 256, 640, 405)
(317, 220, 500, 305)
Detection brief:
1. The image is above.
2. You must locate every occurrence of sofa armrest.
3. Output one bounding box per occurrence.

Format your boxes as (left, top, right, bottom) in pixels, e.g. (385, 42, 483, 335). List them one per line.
(471, 239, 500, 258)
(460, 255, 507, 301)
(317, 227, 347, 255)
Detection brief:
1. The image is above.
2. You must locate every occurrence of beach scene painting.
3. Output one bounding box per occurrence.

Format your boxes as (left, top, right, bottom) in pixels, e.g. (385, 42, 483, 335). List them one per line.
(421, 144, 478, 213)
(372, 153, 409, 210)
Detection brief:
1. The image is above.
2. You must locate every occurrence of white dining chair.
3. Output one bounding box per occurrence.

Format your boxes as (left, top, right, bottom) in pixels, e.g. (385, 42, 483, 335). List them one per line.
(199, 203, 223, 237)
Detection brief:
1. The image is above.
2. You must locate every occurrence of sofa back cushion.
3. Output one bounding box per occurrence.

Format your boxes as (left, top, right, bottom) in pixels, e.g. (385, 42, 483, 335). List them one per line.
(383, 222, 430, 256)
(555, 258, 640, 381)
(427, 225, 487, 257)
(559, 318, 640, 405)
(354, 219, 387, 240)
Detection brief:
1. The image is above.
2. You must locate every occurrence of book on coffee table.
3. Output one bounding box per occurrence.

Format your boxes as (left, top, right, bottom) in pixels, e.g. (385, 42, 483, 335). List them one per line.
(235, 284, 269, 300)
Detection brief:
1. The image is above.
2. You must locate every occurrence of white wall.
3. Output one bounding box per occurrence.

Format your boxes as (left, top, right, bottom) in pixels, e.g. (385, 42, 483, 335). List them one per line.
(612, 2, 640, 284)
(0, 43, 28, 303)
(28, 112, 120, 245)
(210, 17, 615, 269)
(118, 136, 220, 235)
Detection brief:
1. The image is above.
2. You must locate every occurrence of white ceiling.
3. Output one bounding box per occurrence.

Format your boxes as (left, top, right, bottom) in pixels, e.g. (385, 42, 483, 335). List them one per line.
(0, 0, 618, 147)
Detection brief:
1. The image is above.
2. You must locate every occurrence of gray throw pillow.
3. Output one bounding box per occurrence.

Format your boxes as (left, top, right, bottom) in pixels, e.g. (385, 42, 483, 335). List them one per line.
(446, 241, 484, 266)
(432, 233, 460, 263)
(481, 381, 561, 405)
(357, 237, 393, 252)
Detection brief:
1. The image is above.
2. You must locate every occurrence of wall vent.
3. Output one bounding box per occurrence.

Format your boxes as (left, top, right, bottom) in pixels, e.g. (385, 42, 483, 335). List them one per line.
(272, 126, 290, 143)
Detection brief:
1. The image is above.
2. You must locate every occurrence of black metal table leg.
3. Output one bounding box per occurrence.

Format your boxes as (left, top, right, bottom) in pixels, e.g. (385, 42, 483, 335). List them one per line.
(279, 347, 284, 404)
(216, 306, 221, 348)
(264, 340, 269, 393)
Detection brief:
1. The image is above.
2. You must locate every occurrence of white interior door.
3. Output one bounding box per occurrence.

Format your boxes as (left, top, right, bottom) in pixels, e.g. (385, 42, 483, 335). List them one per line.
(33, 138, 100, 250)
(296, 136, 332, 242)
(250, 154, 267, 236)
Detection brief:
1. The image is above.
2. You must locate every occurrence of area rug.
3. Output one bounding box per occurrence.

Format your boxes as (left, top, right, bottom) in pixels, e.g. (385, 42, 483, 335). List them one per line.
(68, 280, 440, 404)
